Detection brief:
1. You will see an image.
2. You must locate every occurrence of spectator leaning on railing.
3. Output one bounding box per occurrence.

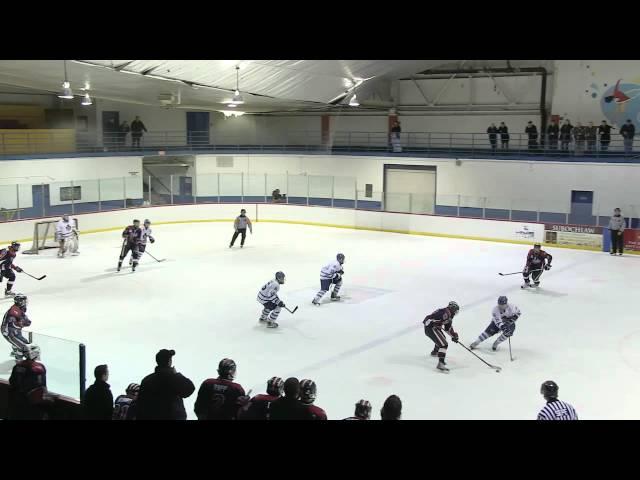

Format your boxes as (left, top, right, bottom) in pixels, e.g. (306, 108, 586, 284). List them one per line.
(487, 123, 498, 150)
(547, 120, 559, 150)
(560, 119, 573, 151)
(525, 121, 538, 150)
(598, 120, 612, 150)
(620, 119, 635, 155)
(498, 122, 509, 149)
(573, 122, 586, 155)
(130, 116, 147, 148)
(586, 121, 597, 152)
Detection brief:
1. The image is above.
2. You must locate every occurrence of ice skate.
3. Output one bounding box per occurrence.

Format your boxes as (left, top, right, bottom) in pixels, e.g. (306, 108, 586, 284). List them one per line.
(492, 341, 499, 351)
(534, 282, 540, 288)
(267, 321, 279, 329)
(469, 341, 479, 350)
(521, 282, 531, 289)
(619, 252, 623, 256)
(610, 251, 615, 255)
(240, 245, 244, 249)
(259, 317, 268, 323)
(5, 290, 15, 298)
(330, 293, 341, 301)
(57, 251, 64, 258)
(312, 299, 321, 306)
(437, 361, 449, 373)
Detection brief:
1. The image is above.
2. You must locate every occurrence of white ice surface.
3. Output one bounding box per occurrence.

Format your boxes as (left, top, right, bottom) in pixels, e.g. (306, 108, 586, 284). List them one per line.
(3, 222, 640, 420)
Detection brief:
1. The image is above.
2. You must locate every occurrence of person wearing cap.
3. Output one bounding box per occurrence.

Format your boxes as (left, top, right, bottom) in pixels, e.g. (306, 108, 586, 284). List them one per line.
(82, 364, 113, 420)
(136, 349, 195, 420)
(537, 380, 578, 420)
(608, 208, 626, 256)
(229, 209, 253, 249)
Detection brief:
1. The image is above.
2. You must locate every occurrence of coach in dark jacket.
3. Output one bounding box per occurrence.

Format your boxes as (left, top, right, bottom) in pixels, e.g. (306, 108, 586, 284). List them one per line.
(525, 122, 538, 150)
(487, 123, 498, 150)
(560, 120, 573, 151)
(598, 120, 612, 151)
(136, 349, 195, 420)
(546, 121, 559, 149)
(83, 364, 113, 420)
(498, 122, 509, 148)
(269, 377, 313, 420)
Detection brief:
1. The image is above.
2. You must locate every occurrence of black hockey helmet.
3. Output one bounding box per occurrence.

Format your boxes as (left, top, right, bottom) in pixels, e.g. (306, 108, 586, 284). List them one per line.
(540, 380, 559, 399)
(448, 301, 460, 314)
(275, 271, 285, 284)
(355, 399, 372, 420)
(10, 241, 20, 251)
(126, 383, 140, 395)
(337, 253, 345, 264)
(267, 376, 284, 397)
(299, 379, 317, 404)
(240, 209, 247, 215)
(533, 243, 542, 250)
(14, 294, 27, 309)
(62, 214, 70, 221)
(218, 358, 237, 380)
(133, 219, 140, 225)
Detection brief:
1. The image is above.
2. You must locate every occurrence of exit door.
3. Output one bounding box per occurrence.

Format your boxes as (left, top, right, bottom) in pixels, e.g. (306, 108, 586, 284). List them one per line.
(569, 190, 594, 225)
(187, 112, 209, 145)
(102, 111, 120, 148)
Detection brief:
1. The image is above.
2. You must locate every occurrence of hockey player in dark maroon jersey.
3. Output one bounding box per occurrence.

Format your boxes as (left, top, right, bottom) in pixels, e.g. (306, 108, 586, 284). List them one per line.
(343, 399, 372, 420)
(299, 379, 327, 420)
(117, 220, 142, 272)
(1, 294, 35, 361)
(423, 301, 460, 373)
(238, 376, 284, 420)
(0, 242, 23, 297)
(194, 358, 248, 420)
(522, 243, 552, 289)
(8, 344, 55, 419)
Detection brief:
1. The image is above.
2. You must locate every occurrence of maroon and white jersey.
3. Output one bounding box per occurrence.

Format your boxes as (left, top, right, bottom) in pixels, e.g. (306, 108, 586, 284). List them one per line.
(304, 403, 327, 420)
(121, 226, 142, 246)
(0, 248, 18, 271)
(525, 249, 552, 270)
(194, 378, 246, 420)
(423, 307, 457, 335)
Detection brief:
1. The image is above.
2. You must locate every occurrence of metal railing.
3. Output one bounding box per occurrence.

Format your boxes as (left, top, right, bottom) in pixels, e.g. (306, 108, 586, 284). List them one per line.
(0, 172, 637, 229)
(0, 129, 638, 161)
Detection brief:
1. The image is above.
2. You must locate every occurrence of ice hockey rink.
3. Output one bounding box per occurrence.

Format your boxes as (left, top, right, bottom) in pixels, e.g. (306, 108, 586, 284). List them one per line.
(2, 221, 640, 420)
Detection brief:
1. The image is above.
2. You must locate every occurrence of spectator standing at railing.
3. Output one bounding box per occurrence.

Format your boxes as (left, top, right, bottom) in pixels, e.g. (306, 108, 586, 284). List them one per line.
(487, 123, 498, 150)
(620, 119, 635, 155)
(586, 121, 598, 152)
(390, 120, 402, 152)
(498, 122, 509, 149)
(598, 120, 612, 151)
(546, 119, 559, 150)
(560, 119, 573, 151)
(82, 364, 113, 420)
(573, 122, 586, 155)
(130, 116, 147, 148)
(119, 121, 130, 148)
(525, 121, 538, 150)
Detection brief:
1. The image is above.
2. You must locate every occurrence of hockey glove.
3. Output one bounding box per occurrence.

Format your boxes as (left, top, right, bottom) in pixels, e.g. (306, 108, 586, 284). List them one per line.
(544, 264, 551, 271)
(150, 237, 155, 243)
(14, 266, 22, 273)
(451, 333, 459, 343)
(278, 300, 285, 308)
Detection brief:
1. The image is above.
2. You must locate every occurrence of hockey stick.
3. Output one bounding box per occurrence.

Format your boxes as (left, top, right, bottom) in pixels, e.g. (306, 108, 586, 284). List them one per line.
(20, 270, 46, 281)
(284, 306, 298, 314)
(145, 250, 166, 263)
(456, 341, 502, 372)
(508, 337, 514, 362)
(498, 269, 542, 276)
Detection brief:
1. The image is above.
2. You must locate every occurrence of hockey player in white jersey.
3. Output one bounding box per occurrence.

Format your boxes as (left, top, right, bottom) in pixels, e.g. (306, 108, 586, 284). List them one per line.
(312, 253, 345, 305)
(131, 219, 155, 265)
(257, 271, 286, 328)
(55, 215, 79, 258)
(469, 296, 521, 351)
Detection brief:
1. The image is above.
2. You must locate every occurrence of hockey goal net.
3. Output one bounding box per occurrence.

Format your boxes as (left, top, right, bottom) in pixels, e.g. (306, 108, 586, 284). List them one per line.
(23, 218, 78, 254)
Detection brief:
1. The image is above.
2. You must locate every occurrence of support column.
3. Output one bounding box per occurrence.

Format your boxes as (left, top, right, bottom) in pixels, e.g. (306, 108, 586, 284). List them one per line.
(321, 114, 332, 148)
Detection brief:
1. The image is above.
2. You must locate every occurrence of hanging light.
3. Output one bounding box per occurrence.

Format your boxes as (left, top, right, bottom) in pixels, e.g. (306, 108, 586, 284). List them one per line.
(349, 93, 359, 107)
(81, 93, 93, 106)
(58, 60, 74, 99)
(229, 65, 245, 105)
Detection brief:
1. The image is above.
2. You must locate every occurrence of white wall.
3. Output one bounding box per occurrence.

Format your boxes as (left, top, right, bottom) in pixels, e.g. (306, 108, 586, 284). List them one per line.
(195, 153, 640, 215)
(0, 156, 143, 209)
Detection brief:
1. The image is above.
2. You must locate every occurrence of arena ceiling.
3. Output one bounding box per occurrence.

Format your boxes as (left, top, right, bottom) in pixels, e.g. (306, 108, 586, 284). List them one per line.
(0, 60, 554, 114)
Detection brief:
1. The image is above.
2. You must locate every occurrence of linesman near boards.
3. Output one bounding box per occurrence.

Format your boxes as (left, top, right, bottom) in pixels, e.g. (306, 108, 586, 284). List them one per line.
(230, 209, 252, 249)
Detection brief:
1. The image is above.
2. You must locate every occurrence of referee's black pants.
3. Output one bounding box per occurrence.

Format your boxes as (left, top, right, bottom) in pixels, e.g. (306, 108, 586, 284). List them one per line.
(610, 229, 624, 254)
(230, 228, 247, 247)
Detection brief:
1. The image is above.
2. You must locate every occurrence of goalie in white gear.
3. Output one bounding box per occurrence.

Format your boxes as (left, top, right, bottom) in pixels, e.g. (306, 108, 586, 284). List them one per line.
(312, 253, 345, 305)
(55, 214, 79, 258)
(257, 272, 286, 328)
(469, 296, 521, 351)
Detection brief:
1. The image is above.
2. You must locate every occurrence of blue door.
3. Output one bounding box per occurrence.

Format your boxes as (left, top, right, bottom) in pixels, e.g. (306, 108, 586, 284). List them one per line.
(568, 190, 594, 225)
(32, 184, 50, 218)
(186, 112, 209, 145)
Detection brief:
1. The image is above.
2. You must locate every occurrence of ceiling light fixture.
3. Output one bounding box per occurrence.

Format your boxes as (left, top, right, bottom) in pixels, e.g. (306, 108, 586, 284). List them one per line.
(221, 110, 245, 118)
(349, 93, 360, 107)
(229, 65, 244, 105)
(81, 93, 93, 106)
(58, 60, 74, 99)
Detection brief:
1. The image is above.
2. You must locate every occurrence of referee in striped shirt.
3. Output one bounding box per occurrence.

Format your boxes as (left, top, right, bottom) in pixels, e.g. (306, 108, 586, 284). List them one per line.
(537, 380, 578, 420)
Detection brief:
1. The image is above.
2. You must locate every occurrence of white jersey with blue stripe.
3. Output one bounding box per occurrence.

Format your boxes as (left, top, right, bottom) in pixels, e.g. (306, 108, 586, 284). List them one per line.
(491, 304, 521, 328)
(140, 226, 154, 244)
(537, 400, 578, 420)
(257, 279, 280, 304)
(320, 260, 343, 280)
